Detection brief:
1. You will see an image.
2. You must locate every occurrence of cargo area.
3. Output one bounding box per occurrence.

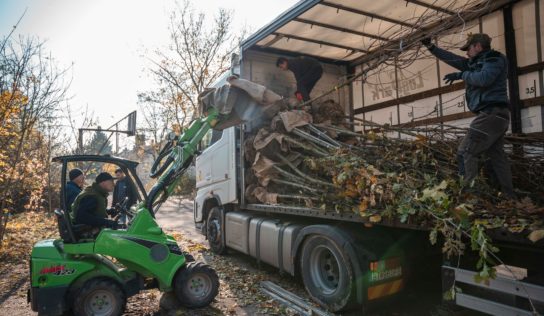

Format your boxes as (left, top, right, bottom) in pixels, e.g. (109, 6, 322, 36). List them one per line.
(225, 0, 544, 235)
(194, 0, 544, 314)
(239, 0, 543, 134)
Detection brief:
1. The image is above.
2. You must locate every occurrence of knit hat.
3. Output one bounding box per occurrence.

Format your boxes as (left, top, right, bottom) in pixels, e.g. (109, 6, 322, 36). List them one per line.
(69, 168, 84, 181)
(95, 172, 116, 183)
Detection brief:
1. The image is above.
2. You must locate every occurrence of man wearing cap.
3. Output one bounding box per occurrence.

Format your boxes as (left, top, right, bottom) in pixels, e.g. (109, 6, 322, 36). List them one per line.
(65, 168, 85, 212)
(72, 172, 119, 230)
(421, 33, 514, 197)
(276, 56, 323, 103)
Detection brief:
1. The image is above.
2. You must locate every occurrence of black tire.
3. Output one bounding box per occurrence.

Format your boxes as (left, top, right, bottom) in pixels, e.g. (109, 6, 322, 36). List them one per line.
(206, 207, 226, 254)
(73, 278, 126, 316)
(174, 262, 220, 308)
(300, 235, 356, 312)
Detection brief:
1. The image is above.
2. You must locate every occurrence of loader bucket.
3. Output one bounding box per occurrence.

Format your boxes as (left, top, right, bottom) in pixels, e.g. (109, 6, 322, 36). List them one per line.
(198, 79, 286, 131)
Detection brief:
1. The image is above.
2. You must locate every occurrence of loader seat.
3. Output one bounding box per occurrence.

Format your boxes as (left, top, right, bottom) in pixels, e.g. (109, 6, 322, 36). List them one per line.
(54, 209, 92, 243)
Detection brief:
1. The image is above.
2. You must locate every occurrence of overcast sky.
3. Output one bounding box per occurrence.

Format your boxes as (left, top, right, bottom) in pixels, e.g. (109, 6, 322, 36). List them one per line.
(0, 0, 298, 129)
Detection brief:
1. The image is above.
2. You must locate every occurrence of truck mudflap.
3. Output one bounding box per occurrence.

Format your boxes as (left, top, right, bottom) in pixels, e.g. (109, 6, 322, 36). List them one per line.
(367, 257, 404, 301)
(442, 266, 544, 315)
(28, 285, 69, 315)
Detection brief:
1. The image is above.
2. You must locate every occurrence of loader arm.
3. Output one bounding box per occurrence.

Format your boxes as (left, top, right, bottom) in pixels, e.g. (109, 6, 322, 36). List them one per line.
(145, 108, 220, 214)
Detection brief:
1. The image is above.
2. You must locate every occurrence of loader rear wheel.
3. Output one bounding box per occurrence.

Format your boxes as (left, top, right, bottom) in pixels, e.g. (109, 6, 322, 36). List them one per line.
(206, 207, 226, 254)
(300, 235, 356, 312)
(73, 278, 126, 316)
(174, 262, 219, 308)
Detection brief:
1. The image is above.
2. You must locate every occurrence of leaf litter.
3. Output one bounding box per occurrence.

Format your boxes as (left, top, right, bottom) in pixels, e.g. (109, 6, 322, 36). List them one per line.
(0, 212, 303, 315)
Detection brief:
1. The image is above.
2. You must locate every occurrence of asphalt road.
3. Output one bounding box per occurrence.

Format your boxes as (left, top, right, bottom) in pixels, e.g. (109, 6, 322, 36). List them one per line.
(155, 197, 206, 244)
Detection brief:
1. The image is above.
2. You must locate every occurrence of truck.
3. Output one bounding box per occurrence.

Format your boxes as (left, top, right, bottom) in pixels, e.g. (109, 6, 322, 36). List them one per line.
(192, 0, 544, 314)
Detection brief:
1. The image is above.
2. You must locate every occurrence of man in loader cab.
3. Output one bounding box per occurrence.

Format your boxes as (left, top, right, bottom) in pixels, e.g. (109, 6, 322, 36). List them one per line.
(72, 172, 119, 230)
(276, 56, 323, 103)
(65, 168, 84, 212)
(421, 33, 514, 198)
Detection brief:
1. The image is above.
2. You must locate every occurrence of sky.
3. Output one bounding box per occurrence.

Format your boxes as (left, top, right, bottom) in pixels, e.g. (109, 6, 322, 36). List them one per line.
(0, 0, 298, 130)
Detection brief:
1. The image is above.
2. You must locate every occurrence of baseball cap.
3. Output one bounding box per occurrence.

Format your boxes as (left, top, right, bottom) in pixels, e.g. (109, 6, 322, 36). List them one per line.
(460, 33, 491, 51)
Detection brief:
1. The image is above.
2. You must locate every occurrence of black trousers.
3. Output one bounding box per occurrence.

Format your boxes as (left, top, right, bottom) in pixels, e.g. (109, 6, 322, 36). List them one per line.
(457, 106, 513, 196)
(297, 67, 323, 101)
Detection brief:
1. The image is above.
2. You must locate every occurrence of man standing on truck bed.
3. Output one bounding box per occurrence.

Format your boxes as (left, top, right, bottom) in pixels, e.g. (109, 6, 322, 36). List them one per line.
(276, 56, 323, 102)
(421, 33, 514, 198)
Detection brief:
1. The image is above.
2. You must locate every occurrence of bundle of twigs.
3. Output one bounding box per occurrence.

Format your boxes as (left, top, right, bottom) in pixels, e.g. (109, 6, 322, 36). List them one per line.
(244, 99, 544, 237)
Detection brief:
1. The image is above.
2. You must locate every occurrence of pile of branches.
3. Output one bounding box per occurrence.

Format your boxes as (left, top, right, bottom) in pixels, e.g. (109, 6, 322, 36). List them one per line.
(215, 77, 544, 280)
(229, 77, 544, 280)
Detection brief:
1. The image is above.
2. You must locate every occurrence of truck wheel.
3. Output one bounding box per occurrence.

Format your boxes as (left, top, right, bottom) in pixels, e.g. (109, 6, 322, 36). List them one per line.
(174, 262, 220, 308)
(206, 207, 226, 254)
(300, 235, 356, 312)
(73, 279, 126, 316)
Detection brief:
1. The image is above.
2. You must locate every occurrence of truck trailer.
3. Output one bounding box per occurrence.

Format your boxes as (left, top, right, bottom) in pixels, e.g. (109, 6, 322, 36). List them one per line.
(193, 0, 544, 314)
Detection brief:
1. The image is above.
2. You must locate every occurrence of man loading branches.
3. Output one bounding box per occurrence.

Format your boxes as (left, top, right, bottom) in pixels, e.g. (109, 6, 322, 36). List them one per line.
(276, 56, 323, 104)
(421, 33, 514, 198)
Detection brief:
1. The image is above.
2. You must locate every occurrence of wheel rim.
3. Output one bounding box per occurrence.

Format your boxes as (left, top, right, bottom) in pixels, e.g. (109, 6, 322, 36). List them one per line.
(208, 218, 221, 243)
(84, 289, 117, 316)
(185, 272, 213, 299)
(309, 245, 341, 295)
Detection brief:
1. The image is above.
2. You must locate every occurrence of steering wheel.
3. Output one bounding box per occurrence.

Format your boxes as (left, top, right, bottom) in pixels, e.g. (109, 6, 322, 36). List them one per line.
(114, 197, 134, 228)
(150, 133, 177, 178)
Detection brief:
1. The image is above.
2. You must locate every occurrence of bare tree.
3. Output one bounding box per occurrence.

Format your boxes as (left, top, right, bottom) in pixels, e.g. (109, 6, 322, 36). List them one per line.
(0, 35, 71, 241)
(139, 0, 245, 141)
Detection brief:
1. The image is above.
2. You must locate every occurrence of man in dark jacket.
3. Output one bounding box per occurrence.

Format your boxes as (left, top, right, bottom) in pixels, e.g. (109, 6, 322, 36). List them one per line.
(65, 168, 84, 212)
(276, 56, 323, 102)
(422, 33, 514, 197)
(72, 172, 118, 229)
(112, 168, 137, 224)
(112, 168, 136, 207)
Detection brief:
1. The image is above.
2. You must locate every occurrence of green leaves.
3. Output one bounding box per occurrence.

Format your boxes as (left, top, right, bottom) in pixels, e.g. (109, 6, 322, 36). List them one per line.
(419, 180, 448, 202)
(470, 224, 499, 284)
(443, 285, 462, 301)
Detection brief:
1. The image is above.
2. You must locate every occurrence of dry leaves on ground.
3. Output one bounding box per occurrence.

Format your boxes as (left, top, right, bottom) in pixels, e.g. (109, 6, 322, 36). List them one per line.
(0, 212, 303, 316)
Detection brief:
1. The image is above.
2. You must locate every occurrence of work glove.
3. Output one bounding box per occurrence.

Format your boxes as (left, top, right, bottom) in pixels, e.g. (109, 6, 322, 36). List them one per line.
(294, 91, 303, 102)
(443, 72, 463, 85)
(106, 207, 119, 217)
(421, 37, 435, 50)
(421, 37, 434, 48)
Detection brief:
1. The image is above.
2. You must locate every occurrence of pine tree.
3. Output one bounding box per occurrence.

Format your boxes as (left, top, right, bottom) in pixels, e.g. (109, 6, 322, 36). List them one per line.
(85, 127, 112, 155)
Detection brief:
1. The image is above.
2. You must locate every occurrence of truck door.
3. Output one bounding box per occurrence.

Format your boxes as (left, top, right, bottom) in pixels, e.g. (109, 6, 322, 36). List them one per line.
(194, 126, 237, 222)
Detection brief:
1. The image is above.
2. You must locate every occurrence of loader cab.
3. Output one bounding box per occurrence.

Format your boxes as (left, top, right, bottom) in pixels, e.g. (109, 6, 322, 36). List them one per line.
(52, 155, 148, 242)
(54, 154, 147, 211)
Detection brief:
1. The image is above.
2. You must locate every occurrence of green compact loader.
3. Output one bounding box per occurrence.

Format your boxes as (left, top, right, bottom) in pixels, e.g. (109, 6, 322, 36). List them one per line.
(29, 83, 261, 315)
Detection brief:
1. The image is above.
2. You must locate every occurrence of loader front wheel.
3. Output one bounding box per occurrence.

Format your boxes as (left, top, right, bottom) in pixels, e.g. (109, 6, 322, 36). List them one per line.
(174, 262, 219, 308)
(73, 278, 126, 316)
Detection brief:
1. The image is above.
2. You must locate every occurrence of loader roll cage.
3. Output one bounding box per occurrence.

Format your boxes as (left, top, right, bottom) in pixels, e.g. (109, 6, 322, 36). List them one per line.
(53, 154, 148, 214)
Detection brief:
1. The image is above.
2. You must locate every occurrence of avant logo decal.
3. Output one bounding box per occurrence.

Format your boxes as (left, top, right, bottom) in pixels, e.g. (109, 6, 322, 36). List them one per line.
(39, 265, 76, 276)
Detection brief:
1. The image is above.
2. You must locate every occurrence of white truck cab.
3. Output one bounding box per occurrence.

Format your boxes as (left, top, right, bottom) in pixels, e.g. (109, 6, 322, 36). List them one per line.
(194, 127, 237, 224)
